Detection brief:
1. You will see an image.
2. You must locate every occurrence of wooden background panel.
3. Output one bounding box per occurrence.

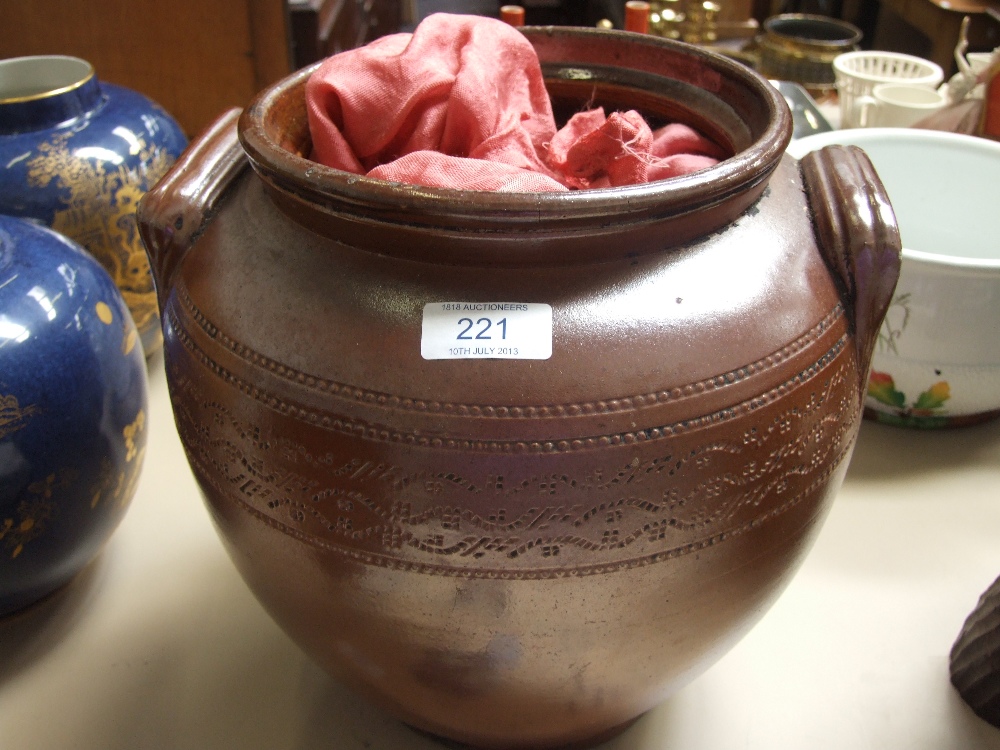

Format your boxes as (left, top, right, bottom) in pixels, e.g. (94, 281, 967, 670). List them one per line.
(0, 0, 293, 137)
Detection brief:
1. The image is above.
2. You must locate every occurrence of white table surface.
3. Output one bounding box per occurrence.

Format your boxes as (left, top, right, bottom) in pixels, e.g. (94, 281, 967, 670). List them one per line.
(2, 351, 1000, 750)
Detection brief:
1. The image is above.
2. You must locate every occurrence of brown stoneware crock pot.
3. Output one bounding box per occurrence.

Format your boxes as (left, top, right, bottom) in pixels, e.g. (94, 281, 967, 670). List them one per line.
(137, 25, 901, 750)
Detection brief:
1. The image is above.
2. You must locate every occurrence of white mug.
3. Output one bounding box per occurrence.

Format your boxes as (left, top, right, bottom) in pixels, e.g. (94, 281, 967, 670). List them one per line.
(857, 83, 948, 127)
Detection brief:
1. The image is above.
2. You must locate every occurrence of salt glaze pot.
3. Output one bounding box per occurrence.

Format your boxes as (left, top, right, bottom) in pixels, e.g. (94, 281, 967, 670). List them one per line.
(138, 26, 900, 750)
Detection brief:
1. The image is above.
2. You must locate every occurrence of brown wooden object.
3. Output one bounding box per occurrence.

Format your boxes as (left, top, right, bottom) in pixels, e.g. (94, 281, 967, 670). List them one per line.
(0, 0, 294, 138)
(951, 574, 1000, 727)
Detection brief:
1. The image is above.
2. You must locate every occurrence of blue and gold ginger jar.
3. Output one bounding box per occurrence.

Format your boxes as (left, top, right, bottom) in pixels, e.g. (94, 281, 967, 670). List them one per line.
(0, 55, 187, 357)
(0, 214, 148, 616)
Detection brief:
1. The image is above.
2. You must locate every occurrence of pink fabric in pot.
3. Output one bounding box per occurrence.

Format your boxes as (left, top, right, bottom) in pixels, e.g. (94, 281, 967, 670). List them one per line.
(305, 13, 726, 192)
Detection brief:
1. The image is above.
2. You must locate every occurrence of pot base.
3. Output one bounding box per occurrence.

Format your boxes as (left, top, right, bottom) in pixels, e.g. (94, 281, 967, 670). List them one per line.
(409, 714, 642, 750)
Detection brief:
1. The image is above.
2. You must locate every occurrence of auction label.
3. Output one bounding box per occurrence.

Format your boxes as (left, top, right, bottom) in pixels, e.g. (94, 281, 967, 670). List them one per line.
(421, 302, 552, 360)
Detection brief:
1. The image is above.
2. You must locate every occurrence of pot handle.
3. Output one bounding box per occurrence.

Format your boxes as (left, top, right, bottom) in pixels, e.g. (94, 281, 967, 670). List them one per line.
(800, 144, 902, 399)
(853, 94, 878, 128)
(137, 108, 246, 309)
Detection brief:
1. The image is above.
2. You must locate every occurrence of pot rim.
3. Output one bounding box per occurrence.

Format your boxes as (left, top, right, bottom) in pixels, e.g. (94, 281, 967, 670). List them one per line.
(0, 55, 103, 136)
(237, 25, 792, 229)
(0, 55, 96, 105)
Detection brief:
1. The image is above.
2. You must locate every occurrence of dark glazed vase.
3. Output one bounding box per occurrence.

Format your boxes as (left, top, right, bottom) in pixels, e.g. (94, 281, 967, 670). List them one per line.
(0, 55, 188, 357)
(138, 27, 901, 749)
(756, 14, 862, 93)
(0, 215, 148, 616)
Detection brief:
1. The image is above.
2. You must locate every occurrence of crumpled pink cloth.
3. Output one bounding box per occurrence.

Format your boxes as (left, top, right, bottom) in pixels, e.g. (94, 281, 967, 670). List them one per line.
(305, 13, 726, 192)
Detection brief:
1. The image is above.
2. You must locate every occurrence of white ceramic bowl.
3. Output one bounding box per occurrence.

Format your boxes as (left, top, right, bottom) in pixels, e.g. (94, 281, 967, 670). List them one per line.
(787, 128, 1000, 427)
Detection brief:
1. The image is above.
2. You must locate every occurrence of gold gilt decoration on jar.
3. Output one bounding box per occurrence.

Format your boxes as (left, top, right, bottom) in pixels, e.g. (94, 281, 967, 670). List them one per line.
(25, 130, 173, 348)
(0, 393, 38, 440)
(89, 409, 147, 509)
(1, 474, 66, 559)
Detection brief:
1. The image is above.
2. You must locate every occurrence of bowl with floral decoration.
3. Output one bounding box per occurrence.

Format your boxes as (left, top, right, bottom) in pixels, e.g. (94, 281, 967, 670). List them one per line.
(788, 127, 1000, 428)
